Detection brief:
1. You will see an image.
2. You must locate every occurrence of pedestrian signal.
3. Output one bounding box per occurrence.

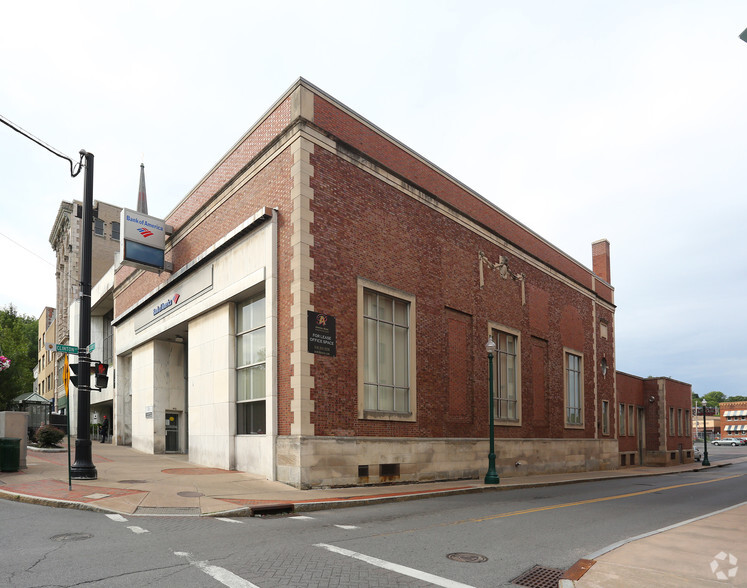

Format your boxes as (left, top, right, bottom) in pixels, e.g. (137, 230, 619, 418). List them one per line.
(95, 362, 109, 389)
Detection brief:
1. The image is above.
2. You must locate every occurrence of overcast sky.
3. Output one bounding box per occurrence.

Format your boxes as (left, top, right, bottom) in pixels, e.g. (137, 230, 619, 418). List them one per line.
(1, 1, 746, 396)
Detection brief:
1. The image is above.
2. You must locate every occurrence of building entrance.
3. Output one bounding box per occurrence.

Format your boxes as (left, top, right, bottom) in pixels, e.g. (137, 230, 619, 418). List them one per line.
(166, 413, 180, 453)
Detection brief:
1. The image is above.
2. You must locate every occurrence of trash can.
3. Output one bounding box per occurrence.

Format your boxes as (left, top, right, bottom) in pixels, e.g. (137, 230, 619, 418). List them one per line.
(0, 438, 21, 472)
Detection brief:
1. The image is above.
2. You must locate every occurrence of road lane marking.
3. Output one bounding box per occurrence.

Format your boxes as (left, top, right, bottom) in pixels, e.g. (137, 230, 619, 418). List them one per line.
(316, 543, 475, 588)
(468, 474, 745, 523)
(127, 526, 149, 534)
(290, 515, 314, 520)
(175, 552, 260, 588)
(216, 517, 244, 524)
(335, 524, 359, 529)
(105, 514, 128, 522)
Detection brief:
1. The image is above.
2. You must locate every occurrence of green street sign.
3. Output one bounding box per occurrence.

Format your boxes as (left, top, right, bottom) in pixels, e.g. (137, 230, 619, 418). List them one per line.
(87, 342, 96, 353)
(55, 344, 79, 354)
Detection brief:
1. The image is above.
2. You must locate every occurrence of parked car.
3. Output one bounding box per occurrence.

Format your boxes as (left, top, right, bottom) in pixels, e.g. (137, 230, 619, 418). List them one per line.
(712, 438, 742, 446)
(693, 446, 701, 461)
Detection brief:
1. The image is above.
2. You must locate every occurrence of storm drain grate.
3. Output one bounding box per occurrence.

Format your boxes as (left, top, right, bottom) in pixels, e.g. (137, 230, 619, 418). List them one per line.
(134, 506, 201, 516)
(511, 565, 564, 588)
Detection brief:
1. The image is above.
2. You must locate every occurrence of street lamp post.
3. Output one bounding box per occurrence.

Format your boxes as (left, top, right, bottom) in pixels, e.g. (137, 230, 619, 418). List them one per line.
(485, 336, 500, 484)
(701, 399, 710, 467)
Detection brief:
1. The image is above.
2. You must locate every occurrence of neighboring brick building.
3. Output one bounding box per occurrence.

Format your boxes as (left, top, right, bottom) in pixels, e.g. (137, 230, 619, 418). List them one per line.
(616, 372, 695, 466)
(720, 401, 747, 438)
(111, 79, 681, 488)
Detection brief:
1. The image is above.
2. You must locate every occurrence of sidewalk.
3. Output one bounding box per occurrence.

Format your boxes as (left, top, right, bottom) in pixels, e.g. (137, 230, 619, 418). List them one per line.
(1, 441, 745, 586)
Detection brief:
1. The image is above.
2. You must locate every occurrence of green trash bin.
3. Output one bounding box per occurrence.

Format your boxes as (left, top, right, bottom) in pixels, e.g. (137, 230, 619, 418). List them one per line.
(0, 438, 21, 472)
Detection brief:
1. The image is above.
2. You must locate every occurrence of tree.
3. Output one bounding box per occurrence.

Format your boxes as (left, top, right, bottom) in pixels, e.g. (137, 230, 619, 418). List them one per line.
(703, 391, 727, 407)
(727, 395, 747, 402)
(0, 304, 38, 410)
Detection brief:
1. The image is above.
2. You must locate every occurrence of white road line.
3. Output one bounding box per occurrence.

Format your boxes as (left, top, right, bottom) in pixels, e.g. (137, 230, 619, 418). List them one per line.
(315, 543, 475, 588)
(175, 552, 260, 588)
(127, 526, 149, 534)
(289, 515, 314, 520)
(105, 514, 128, 522)
(216, 517, 244, 524)
(334, 524, 359, 529)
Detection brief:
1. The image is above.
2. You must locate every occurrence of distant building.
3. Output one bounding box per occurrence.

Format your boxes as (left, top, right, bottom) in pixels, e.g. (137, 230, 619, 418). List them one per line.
(720, 401, 747, 438)
(48, 199, 121, 425)
(35, 307, 56, 406)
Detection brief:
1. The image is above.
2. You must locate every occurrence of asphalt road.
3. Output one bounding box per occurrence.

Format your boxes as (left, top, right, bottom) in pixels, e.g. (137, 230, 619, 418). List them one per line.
(1, 455, 746, 587)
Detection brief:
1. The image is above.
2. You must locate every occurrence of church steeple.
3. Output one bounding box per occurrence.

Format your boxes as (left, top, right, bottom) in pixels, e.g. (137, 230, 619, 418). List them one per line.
(137, 163, 148, 214)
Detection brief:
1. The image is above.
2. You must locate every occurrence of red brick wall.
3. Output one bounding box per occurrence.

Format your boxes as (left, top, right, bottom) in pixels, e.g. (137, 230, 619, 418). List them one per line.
(313, 94, 611, 305)
(308, 146, 609, 440)
(115, 97, 293, 318)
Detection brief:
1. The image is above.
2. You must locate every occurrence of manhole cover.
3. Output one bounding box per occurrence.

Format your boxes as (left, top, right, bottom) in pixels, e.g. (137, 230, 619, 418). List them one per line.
(51, 533, 93, 542)
(177, 491, 205, 497)
(446, 553, 488, 563)
(511, 565, 564, 588)
(118, 479, 147, 484)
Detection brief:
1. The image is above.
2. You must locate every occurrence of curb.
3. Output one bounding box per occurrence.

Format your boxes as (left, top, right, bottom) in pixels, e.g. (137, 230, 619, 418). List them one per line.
(0, 461, 734, 517)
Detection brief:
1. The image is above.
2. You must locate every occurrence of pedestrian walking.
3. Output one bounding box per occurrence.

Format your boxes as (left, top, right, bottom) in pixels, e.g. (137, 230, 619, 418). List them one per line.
(100, 415, 109, 443)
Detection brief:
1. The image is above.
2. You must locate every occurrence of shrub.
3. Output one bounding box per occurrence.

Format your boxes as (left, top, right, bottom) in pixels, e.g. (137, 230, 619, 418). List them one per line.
(35, 425, 65, 448)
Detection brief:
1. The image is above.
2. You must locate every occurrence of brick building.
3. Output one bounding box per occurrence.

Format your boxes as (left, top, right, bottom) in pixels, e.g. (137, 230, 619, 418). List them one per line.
(112, 79, 657, 488)
(616, 372, 695, 466)
(720, 401, 747, 438)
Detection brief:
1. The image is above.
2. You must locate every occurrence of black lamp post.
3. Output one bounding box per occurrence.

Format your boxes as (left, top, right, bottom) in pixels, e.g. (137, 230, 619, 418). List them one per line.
(701, 399, 710, 466)
(485, 336, 500, 484)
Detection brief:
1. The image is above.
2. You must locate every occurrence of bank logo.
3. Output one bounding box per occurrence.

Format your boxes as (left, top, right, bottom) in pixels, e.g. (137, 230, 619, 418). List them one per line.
(138, 227, 154, 238)
(710, 552, 738, 581)
(153, 293, 180, 317)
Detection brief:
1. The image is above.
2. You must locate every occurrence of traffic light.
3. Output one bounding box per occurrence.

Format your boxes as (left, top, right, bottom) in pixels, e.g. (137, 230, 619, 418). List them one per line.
(95, 362, 109, 389)
(69, 363, 79, 388)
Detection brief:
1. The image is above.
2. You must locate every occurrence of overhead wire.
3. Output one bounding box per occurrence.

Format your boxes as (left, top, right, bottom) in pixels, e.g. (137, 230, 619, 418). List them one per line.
(0, 113, 83, 177)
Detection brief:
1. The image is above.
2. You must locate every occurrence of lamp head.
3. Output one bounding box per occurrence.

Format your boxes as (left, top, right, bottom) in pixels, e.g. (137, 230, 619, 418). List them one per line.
(486, 336, 497, 355)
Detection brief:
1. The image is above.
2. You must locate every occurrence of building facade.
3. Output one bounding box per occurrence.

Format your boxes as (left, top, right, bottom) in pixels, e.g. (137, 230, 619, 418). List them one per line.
(35, 307, 56, 403)
(111, 79, 627, 488)
(616, 372, 695, 466)
(48, 199, 121, 425)
(720, 401, 747, 438)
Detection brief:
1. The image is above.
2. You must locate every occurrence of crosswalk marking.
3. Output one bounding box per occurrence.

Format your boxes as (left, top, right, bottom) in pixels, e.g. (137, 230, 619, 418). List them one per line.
(175, 551, 260, 588)
(105, 514, 128, 522)
(316, 543, 475, 588)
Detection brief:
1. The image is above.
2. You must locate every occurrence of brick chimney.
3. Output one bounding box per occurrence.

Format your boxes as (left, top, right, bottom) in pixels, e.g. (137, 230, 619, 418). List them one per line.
(592, 239, 611, 283)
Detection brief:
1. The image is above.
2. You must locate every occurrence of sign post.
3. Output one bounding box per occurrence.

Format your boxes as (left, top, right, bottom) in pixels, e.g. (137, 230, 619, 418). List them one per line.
(63, 354, 72, 490)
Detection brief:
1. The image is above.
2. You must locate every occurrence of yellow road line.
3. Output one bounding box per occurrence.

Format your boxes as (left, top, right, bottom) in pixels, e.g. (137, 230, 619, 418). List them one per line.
(468, 474, 744, 523)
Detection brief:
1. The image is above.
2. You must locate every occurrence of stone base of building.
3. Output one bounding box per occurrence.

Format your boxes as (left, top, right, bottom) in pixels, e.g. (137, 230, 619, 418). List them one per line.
(276, 436, 619, 489)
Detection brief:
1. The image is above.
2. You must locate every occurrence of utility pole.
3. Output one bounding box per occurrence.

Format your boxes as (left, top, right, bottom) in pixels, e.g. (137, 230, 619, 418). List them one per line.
(70, 150, 97, 480)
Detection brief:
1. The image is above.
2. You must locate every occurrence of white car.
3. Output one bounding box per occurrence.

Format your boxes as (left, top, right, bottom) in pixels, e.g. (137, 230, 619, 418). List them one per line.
(693, 446, 701, 461)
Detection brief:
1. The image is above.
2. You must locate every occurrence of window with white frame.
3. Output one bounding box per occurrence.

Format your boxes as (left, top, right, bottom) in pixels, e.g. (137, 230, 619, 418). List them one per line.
(491, 329, 518, 421)
(685, 410, 690, 436)
(565, 351, 583, 426)
(237, 294, 266, 434)
(669, 407, 675, 435)
(363, 288, 410, 413)
(619, 403, 626, 436)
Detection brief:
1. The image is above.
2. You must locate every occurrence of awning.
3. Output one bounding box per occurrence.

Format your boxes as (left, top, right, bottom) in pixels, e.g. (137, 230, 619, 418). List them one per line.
(725, 425, 734, 432)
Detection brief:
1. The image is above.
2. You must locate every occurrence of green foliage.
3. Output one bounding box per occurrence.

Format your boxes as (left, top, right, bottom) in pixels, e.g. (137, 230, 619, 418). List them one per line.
(727, 395, 747, 402)
(34, 424, 65, 448)
(703, 391, 727, 407)
(0, 304, 38, 410)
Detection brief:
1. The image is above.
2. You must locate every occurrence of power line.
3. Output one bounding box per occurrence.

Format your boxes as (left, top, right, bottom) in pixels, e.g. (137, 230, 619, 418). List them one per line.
(0, 231, 55, 267)
(0, 113, 83, 177)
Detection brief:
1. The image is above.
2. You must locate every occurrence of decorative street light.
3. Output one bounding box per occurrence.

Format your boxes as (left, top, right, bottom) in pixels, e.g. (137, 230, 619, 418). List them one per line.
(701, 399, 710, 466)
(485, 336, 500, 484)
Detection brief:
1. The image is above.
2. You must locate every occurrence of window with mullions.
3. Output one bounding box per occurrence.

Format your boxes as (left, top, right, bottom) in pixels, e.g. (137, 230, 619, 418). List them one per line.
(491, 329, 518, 421)
(363, 289, 410, 413)
(237, 295, 266, 434)
(565, 351, 583, 426)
